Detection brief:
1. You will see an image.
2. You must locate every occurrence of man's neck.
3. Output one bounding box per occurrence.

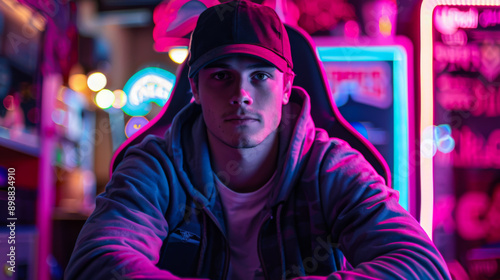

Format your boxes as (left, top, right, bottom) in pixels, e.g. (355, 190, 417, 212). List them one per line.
(208, 131, 279, 193)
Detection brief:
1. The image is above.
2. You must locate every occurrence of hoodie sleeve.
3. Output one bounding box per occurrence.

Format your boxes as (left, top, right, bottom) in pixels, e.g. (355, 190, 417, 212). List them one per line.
(313, 139, 451, 280)
(64, 138, 198, 280)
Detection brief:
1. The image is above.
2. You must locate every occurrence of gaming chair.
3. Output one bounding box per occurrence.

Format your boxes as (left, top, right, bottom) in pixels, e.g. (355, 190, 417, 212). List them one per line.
(110, 24, 391, 188)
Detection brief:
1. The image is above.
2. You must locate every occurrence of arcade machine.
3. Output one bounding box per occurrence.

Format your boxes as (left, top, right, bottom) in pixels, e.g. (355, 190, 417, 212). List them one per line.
(421, 0, 500, 279)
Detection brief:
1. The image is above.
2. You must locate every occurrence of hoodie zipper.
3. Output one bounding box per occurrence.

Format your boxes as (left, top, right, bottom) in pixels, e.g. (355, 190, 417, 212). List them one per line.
(275, 204, 286, 280)
(196, 212, 208, 276)
(200, 207, 230, 279)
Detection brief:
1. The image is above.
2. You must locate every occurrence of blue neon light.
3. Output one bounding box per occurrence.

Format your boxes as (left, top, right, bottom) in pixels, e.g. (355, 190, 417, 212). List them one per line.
(122, 67, 176, 116)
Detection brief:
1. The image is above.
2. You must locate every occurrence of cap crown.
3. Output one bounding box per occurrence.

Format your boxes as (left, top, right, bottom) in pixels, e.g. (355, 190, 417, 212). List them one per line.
(188, 0, 293, 77)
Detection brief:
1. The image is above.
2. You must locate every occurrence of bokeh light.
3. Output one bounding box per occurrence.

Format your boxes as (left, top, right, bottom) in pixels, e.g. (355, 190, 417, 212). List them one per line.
(344, 20, 360, 38)
(379, 15, 393, 37)
(125, 116, 149, 138)
(168, 47, 189, 64)
(434, 124, 455, 153)
(69, 74, 88, 92)
(95, 89, 115, 109)
(52, 109, 65, 125)
(112, 89, 127, 109)
(421, 125, 437, 158)
(421, 124, 456, 157)
(87, 72, 107, 92)
(3, 95, 14, 111)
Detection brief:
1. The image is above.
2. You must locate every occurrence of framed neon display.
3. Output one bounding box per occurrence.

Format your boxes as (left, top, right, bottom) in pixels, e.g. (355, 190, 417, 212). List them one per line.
(315, 37, 414, 218)
(422, 1, 500, 278)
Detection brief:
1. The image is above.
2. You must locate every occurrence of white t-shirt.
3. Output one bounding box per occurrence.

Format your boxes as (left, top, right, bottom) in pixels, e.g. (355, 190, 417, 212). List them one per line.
(214, 172, 276, 280)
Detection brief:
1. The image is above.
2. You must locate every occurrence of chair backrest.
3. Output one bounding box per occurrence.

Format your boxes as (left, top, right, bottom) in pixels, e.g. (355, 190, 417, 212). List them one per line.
(110, 24, 391, 188)
(283, 25, 391, 187)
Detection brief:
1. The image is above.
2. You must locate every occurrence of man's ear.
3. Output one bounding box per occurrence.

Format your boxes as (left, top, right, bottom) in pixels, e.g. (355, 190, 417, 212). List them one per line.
(188, 77, 201, 104)
(282, 79, 292, 105)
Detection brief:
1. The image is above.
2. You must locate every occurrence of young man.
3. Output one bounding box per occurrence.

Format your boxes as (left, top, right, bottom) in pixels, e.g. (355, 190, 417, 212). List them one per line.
(66, 1, 451, 279)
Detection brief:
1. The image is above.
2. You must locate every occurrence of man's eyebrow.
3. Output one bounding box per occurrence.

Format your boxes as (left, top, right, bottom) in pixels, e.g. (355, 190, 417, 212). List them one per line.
(204, 62, 275, 69)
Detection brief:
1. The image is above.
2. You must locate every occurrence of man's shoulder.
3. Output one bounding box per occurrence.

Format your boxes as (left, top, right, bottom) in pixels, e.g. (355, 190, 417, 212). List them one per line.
(121, 134, 171, 164)
(311, 128, 354, 154)
(307, 130, 367, 168)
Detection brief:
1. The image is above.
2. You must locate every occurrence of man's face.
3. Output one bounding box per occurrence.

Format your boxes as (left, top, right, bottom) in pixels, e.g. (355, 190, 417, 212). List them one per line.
(190, 55, 291, 149)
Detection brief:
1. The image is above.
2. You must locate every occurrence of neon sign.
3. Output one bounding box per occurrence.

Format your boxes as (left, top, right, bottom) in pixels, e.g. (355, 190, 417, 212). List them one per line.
(436, 75, 500, 117)
(324, 62, 392, 109)
(122, 67, 176, 116)
(433, 43, 480, 72)
(434, 7, 478, 35)
(125, 116, 149, 138)
(479, 9, 500, 28)
(435, 127, 500, 169)
(421, 1, 500, 241)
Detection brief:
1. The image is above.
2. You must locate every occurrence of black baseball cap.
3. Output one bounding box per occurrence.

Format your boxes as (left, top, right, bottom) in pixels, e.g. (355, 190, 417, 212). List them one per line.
(187, 0, 293, 78)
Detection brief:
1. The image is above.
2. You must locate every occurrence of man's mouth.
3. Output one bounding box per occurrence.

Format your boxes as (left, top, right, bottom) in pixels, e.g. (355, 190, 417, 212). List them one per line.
(224, 114, 259, 122)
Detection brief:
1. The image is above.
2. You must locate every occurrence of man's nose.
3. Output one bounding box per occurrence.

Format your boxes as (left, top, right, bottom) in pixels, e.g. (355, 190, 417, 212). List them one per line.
(230, 81, 253, 106)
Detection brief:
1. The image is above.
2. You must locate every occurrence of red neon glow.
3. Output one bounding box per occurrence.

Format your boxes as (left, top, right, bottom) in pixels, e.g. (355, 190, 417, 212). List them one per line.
(433, 195, 455, 234)
(441, 30, 468, 46)
(436, 75, 500, 117)
(344, 20, 359, 38)
(421, 0, 500, 242)
(454, 183, 500, 245)
(479, 9, 500, 28)
(435, 127, 500, 169)
(456, 191, 490, 240)
(296, 0, 356, 34)
(3, 95, 14, 111)
(325, 63, 392, 109)
(434, 43, 480, 72)
(434, 41, 500, 82)
(379, 15, 392, 37)
(479, 42, 500, 82)
(362, 0, 396, 38)
(153, 0, 220, 52)
(434, 7, 478, 35)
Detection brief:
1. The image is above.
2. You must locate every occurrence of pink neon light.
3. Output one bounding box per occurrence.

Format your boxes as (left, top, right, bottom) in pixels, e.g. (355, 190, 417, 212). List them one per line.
(344, 20, 360, 38)
(436, 75, 500, 117)
(440, 30, 468, 46)
(433, 42, 480, 73)
(434, 6, 478, 35)
(325, 64, 392, 109)
(3, 95, 14, 111)
(435, 127, 500, 169)
(379, 15, 393, 37)
(152, 0, 220, 52)
(479, 9, 500, 28)
(38, 74, 61, 280)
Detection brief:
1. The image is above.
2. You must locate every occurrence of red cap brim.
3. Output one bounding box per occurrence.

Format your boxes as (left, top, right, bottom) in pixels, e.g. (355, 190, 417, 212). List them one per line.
(188, 44, 289, 77)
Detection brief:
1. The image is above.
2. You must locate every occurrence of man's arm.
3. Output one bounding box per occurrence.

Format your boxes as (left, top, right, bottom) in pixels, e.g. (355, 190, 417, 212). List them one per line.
(65, 138, 182, 280)
(317, 139, 451, 280)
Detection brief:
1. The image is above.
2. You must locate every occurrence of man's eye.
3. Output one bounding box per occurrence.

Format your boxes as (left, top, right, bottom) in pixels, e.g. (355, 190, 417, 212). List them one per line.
(212, 72, 230, 80)
(253, 72, 270, 81)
